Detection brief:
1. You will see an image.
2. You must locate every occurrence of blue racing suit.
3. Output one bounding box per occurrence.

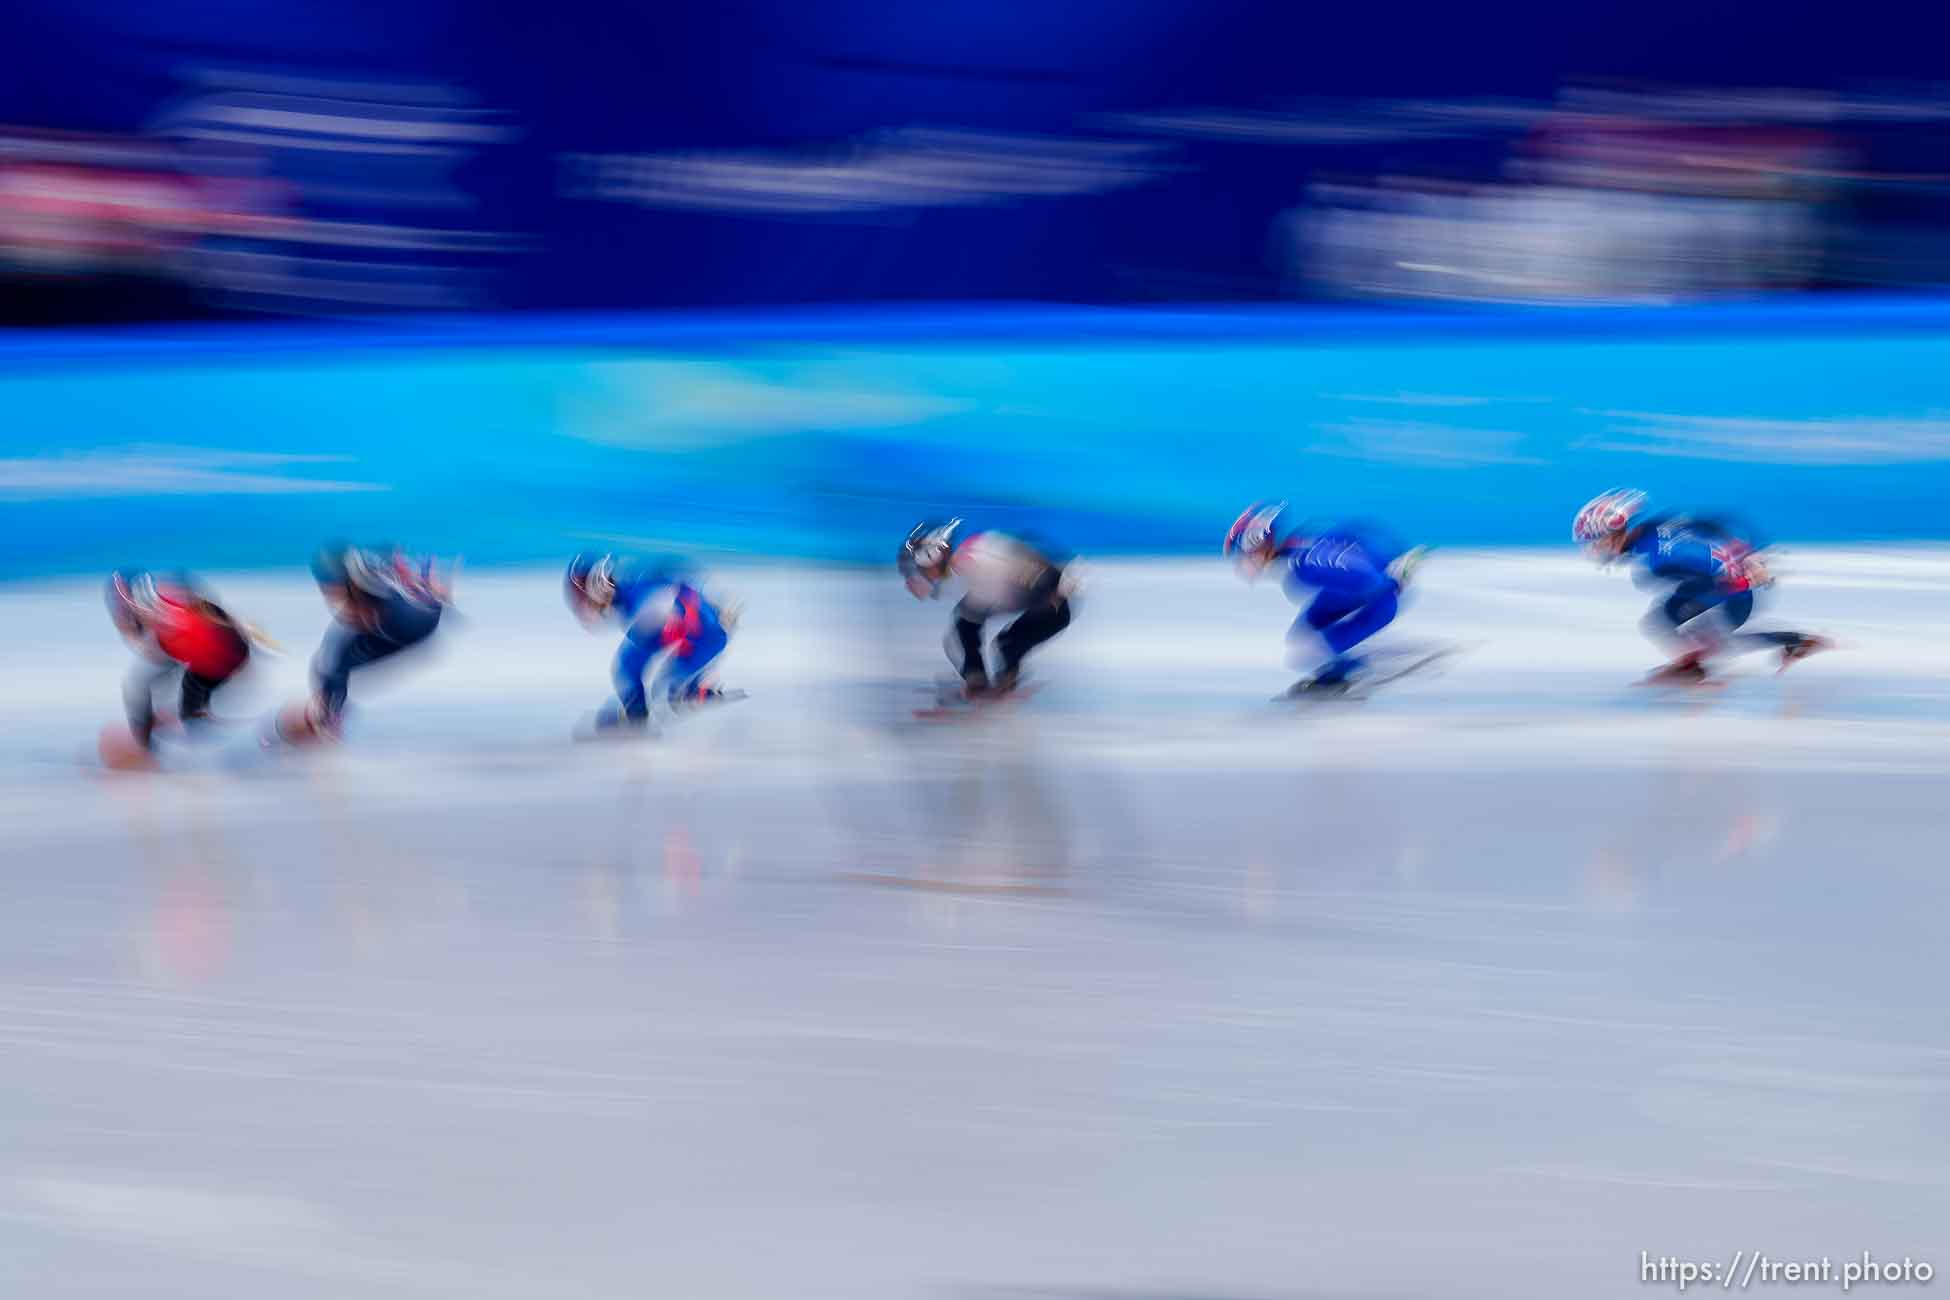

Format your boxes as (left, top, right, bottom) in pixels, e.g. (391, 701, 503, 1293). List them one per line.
(1620, 513, 1764, 644)
(1279, 521, 1409, 685)
(601, 563, 729, 723)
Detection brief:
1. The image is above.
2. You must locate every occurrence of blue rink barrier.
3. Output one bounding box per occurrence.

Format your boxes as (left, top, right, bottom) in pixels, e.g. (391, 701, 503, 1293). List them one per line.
(4, 297, 1950, 580)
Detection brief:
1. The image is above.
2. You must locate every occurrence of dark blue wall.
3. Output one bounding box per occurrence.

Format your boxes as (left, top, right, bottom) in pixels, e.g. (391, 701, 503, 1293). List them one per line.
(5, 0, 1948, 312)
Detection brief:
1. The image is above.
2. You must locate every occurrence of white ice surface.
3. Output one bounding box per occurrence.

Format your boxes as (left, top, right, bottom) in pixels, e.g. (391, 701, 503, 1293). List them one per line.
(1, 551, 1947, 1299)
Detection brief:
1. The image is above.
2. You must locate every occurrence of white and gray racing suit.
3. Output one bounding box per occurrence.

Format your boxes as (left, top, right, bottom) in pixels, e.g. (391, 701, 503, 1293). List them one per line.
(942, 531, 1075, 686)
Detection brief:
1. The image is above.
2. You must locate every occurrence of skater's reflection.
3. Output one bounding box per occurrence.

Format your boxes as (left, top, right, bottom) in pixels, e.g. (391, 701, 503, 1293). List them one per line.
(121, 781, 237, 987)
(578, 770, 720, 943)
(1582, 763, 1779, 910)
(849, 724, 1074, 898)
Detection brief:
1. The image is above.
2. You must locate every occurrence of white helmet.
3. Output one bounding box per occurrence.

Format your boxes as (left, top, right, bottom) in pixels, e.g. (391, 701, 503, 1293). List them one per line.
(898, 518, 962, 596)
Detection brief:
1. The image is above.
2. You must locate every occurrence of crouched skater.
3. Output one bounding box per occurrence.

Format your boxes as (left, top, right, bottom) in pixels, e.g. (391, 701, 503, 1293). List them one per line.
(105, 569, 257, 761)
(564, 553, 740, 736)
(1573, 489, 1829, 686)
(898, 519, 1077, 700)
(278, 543, 451, 743)
(1223, 501, 1426, 696)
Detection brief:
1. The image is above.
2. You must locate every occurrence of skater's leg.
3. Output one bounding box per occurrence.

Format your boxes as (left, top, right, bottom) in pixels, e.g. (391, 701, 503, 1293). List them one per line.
(1704, 592, 1782, 658)
(1289, 587, 1396, 685)
(1649, 582, 1819, 674)
(1645, 579, 1730, 653)
(1287, 592, 1355, 679)
(1318, 589, 1399, 657)
(610, 630, 659, 724)
(661, 601, 730, 703)
(376, 601, 442, 658)
(946, 609, 990, 690)
(313, 627, 383, 719)
(994, 596, 1070, 684)
(177, 669, 228, 734)
(122, 658, 177, 750)
(1296, 545, 1397, 655)
(1710, 591, 1830, 669)
(1314, 592, 1399, 685)
(1299, 590, 1361, 633)
(1641, 581, 1768, 681)
(311, 602, 441, 722)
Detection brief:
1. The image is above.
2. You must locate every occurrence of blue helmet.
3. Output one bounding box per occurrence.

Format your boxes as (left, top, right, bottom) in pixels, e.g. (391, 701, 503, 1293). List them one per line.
(310, 541, 358, 587)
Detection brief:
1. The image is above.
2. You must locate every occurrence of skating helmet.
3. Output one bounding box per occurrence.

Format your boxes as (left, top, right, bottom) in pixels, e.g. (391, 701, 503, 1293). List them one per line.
(309, 542, 356, 588)
(343, 547, 393, 596)
(1223, 501, 1290, 575)
(1573, 489, 1647, 549)
(104, 568, 163, 635)
(564, 552, 618, 624)
(899, 519, 962, 597)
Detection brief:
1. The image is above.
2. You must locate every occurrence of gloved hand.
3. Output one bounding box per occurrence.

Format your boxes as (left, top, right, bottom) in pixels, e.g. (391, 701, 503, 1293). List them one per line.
(1385, 545, 1428, 590)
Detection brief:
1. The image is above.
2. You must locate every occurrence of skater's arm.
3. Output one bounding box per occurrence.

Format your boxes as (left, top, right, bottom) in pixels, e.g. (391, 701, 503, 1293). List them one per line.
(232, 618, 286, 655)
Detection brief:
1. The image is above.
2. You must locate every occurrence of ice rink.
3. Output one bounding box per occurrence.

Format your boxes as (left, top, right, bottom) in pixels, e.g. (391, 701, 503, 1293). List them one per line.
(2, 550, 1947, 1299)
